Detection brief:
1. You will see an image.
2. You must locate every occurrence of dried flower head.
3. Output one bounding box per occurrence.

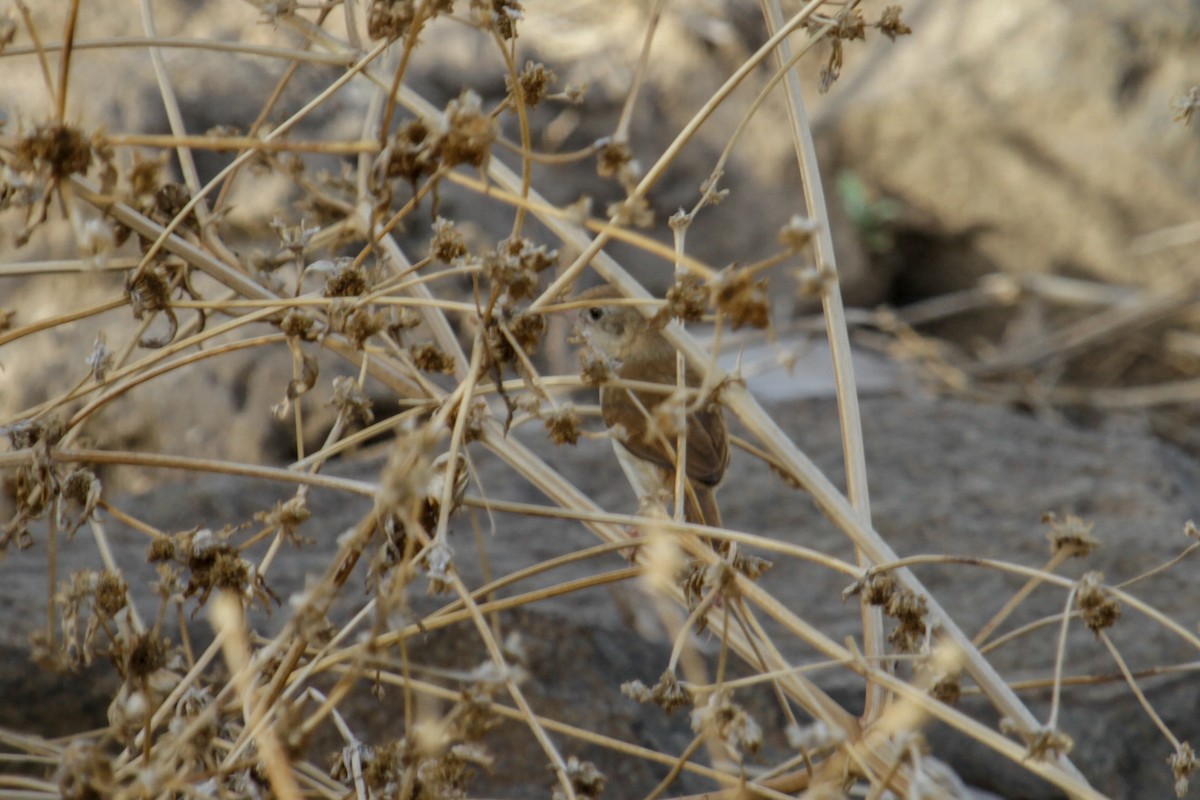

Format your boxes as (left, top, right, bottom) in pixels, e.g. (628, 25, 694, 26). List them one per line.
(330, 375, 375, 425)
(508, 61, 557, 106)
(876, 5, 912, 40)
(711, 264, 770, 330)
(885, 587, 928, 652)
(430, 216, 467, 262)
(483, 236, 558, 301)
(14, 122, 93, 179)
(690, 689, 762, 761)
(621, 670, 692, 714)
(1042, 512, 1099, 558)
(545, 404, 582, 445)
(1171, 741, 1197, 797)
(412, 342, 457, 373)
(1075, 571, 1120, 635)
(553, 756, 606, 800)
(437, 89, 498, 170)
(653, 274, 708, 326)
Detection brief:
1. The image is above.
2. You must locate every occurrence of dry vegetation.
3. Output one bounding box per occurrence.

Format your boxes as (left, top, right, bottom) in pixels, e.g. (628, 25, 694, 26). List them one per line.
(1, 1, 1199, 798)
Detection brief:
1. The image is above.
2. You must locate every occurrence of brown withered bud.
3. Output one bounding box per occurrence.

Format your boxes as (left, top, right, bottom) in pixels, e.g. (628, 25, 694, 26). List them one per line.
(711, 264, 770, 330)
(412, 343, 456, 373)
(545, 405, 581, 445)
(14, 122, 93, 179)
(653, 274, 708, 326)
(508, 61, 557, 106)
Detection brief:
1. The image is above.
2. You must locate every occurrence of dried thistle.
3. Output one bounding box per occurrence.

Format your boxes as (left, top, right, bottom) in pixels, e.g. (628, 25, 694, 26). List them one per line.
(56, 740, 116, 799)
(328, 300, 385, 349)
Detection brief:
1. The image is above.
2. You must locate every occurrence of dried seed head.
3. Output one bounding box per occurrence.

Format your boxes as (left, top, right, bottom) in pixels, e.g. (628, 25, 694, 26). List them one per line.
(877, 5, 912, 40)
(885, 588, 928, 652)
(1043, 512, 1099, 558)
(430, 216, 467, 262)
(94, 570, 128, 617)
(545, 405, 582, 445)
(412, 342, 457, 373)
(15, 122, 93, 179)
(330, 376, 375, 425)
(508, 61, 557, 106)
(554, 756, 606, 800)
(711, 264, 770, 330)
(690, 689, 762, 761)
(653, 274, 708, 326)
(437, 90, 498, 169)
(1171, 741, 1197, 797)
(1075, 571, 1120, 635)
(621, 670, 691, 714)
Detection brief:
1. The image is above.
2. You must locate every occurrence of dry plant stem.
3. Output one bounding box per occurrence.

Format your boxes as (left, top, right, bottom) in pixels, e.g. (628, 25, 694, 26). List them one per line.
(64, 332, 287, 433)
(107, 133, 378, 155)
(210, 594, 303, 800)
(531, 0, 826, 304)
(445, 171, 716, 278)
(125, 38, 391, 281)
(489, 30, 533, 237)
(0, 257, 141, 275)
(643, 734, 706, 800)
(140, 0, 206, 214)
(364, 673, 772, 793)
(0, 35, 351, 64)
(37, 447, 375, 495)
(973, 548, 1073, 646)
(14, 1, 56, 108)
(54, 0, 81, 122)
(759, 0, 884, 722)
(613, 0, 669, 144)
(1047, 584, 1078, 731)
(873, 553, 1200, 653)
(0, 296, 125, 351)
(1118, 541, 1200, 589)
(67, 174, 441, 393)
(970, 267, 1200, 377)
(995, 660, 1200, 693)
(1099, 631, 1181, 749)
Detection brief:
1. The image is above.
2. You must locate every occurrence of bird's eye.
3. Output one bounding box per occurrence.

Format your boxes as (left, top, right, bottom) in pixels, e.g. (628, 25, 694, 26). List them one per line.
(586, 307, 604, 322)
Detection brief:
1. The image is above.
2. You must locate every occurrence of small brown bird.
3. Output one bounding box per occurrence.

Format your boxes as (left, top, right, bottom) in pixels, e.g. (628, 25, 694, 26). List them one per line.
(572, 286, 728, 528)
